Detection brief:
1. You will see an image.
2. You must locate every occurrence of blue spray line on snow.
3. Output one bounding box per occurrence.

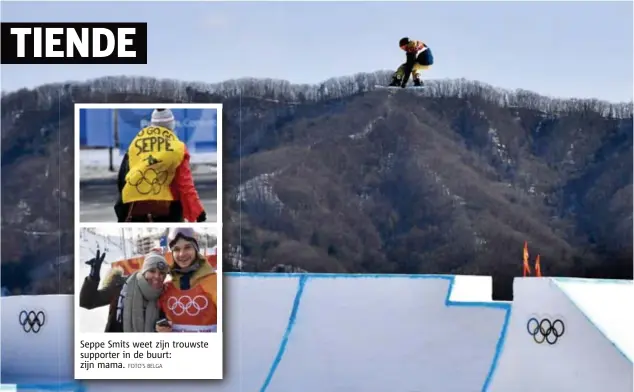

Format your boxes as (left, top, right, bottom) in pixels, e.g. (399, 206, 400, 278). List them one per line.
(259, 274, 308, 392)
(225, 272, 513, 392)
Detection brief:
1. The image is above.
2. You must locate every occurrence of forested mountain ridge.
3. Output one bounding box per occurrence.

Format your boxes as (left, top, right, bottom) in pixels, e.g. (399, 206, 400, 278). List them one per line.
(1, 70, 632, 298)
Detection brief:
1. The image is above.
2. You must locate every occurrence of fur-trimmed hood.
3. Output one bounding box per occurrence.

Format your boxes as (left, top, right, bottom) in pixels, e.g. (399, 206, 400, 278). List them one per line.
(100, 266, 127, 289)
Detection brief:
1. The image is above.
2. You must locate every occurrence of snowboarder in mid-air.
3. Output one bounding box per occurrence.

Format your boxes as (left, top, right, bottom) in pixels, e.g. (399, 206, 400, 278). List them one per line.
(389, 37, 434, 88)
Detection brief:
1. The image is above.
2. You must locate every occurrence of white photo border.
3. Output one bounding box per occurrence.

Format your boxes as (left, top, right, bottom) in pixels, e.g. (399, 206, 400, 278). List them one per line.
(73, 102, 224, 380)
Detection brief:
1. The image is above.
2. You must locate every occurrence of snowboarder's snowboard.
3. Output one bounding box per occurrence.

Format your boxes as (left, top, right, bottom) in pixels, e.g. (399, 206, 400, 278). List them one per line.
(375, 85, 425, 90)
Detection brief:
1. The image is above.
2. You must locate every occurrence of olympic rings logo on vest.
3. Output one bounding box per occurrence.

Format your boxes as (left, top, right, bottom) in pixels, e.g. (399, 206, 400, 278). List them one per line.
(167, 295, 209, 316)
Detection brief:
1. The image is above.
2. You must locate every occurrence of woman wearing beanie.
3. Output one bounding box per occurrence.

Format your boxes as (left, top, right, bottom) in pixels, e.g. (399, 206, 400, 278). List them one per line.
(156, 228, 218, 333)
(114, 108, 207, 223)
(114, 252, 170, 332)
(82, 250, 169, 332)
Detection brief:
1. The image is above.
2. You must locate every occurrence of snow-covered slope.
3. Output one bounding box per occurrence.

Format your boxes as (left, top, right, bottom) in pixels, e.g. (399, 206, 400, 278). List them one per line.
(2, 273, 631, 392)
(487, 278, 633, 392)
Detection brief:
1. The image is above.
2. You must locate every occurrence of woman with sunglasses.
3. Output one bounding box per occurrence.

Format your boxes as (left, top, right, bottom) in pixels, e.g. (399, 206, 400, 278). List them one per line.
(388, 37, 434, 88)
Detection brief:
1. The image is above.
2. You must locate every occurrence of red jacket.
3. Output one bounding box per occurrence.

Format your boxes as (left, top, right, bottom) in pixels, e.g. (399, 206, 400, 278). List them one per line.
(170, 149, 205, 222)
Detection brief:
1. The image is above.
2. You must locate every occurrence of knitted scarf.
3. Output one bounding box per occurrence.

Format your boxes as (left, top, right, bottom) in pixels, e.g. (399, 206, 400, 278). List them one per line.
(122, 272, 162, 333)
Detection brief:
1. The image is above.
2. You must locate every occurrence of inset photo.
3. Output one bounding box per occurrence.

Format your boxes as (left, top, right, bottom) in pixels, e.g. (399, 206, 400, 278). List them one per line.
(74, 225, 223, 379)
(75, 103, 222, 223)
(75, 225, 221, 334)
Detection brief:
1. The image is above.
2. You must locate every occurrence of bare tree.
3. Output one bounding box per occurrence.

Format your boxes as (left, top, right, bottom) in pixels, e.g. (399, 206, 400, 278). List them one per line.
(2, 70, 631, 123)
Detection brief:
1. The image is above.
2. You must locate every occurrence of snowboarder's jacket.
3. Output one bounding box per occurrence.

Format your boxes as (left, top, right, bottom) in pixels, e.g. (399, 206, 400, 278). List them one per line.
(398, 39, 433, 87)
(400, 39, 427, 55)
(158, 257, 218, 332)
(114, 125, 206, 223)
(401, 40, 430, 71)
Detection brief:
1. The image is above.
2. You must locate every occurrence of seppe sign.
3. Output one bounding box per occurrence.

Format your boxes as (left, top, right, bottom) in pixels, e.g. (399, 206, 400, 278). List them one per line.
(79, 108, 217, 153)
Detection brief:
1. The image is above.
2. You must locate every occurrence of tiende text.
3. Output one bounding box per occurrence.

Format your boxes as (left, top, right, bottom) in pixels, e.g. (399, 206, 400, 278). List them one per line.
(10, 27, 136, 58)
(0, 22, 148, 65)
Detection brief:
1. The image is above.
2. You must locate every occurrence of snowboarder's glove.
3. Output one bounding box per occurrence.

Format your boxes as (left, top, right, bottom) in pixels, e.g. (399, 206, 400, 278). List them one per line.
(85, 250, 106, 280)
(196, 211, 207, 222)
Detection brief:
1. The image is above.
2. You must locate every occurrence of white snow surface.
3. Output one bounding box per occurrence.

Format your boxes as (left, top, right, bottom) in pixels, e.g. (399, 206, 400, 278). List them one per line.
(1, 234, 631, 392)
(554, 278, 634, 362)
(487, 278, 633, 392)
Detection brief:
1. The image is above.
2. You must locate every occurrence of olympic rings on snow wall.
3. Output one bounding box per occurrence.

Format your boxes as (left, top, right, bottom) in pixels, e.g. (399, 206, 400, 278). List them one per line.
(3, 275, 630, 392)
(526, 317, 565, 345)
(2, 274, 511, 391)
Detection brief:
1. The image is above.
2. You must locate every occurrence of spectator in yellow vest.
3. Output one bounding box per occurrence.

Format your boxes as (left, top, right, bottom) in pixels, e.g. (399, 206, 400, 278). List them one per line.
(114, 109, 206, 222)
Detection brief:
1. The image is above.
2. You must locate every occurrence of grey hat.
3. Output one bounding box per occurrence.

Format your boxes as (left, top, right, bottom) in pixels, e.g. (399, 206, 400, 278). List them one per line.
(150, 109, 176, 131)
(141, 252, 169, 275)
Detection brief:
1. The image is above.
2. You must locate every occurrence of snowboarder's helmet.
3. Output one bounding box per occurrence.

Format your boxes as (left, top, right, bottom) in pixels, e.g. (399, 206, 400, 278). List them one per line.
(167, 227, 200, 254)
(399, 37, 409, 47)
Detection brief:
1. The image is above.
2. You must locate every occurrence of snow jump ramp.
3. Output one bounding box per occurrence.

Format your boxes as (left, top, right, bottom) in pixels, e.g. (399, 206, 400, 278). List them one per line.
(1, 274, 632, 392)
(487, 277, 633, 392)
